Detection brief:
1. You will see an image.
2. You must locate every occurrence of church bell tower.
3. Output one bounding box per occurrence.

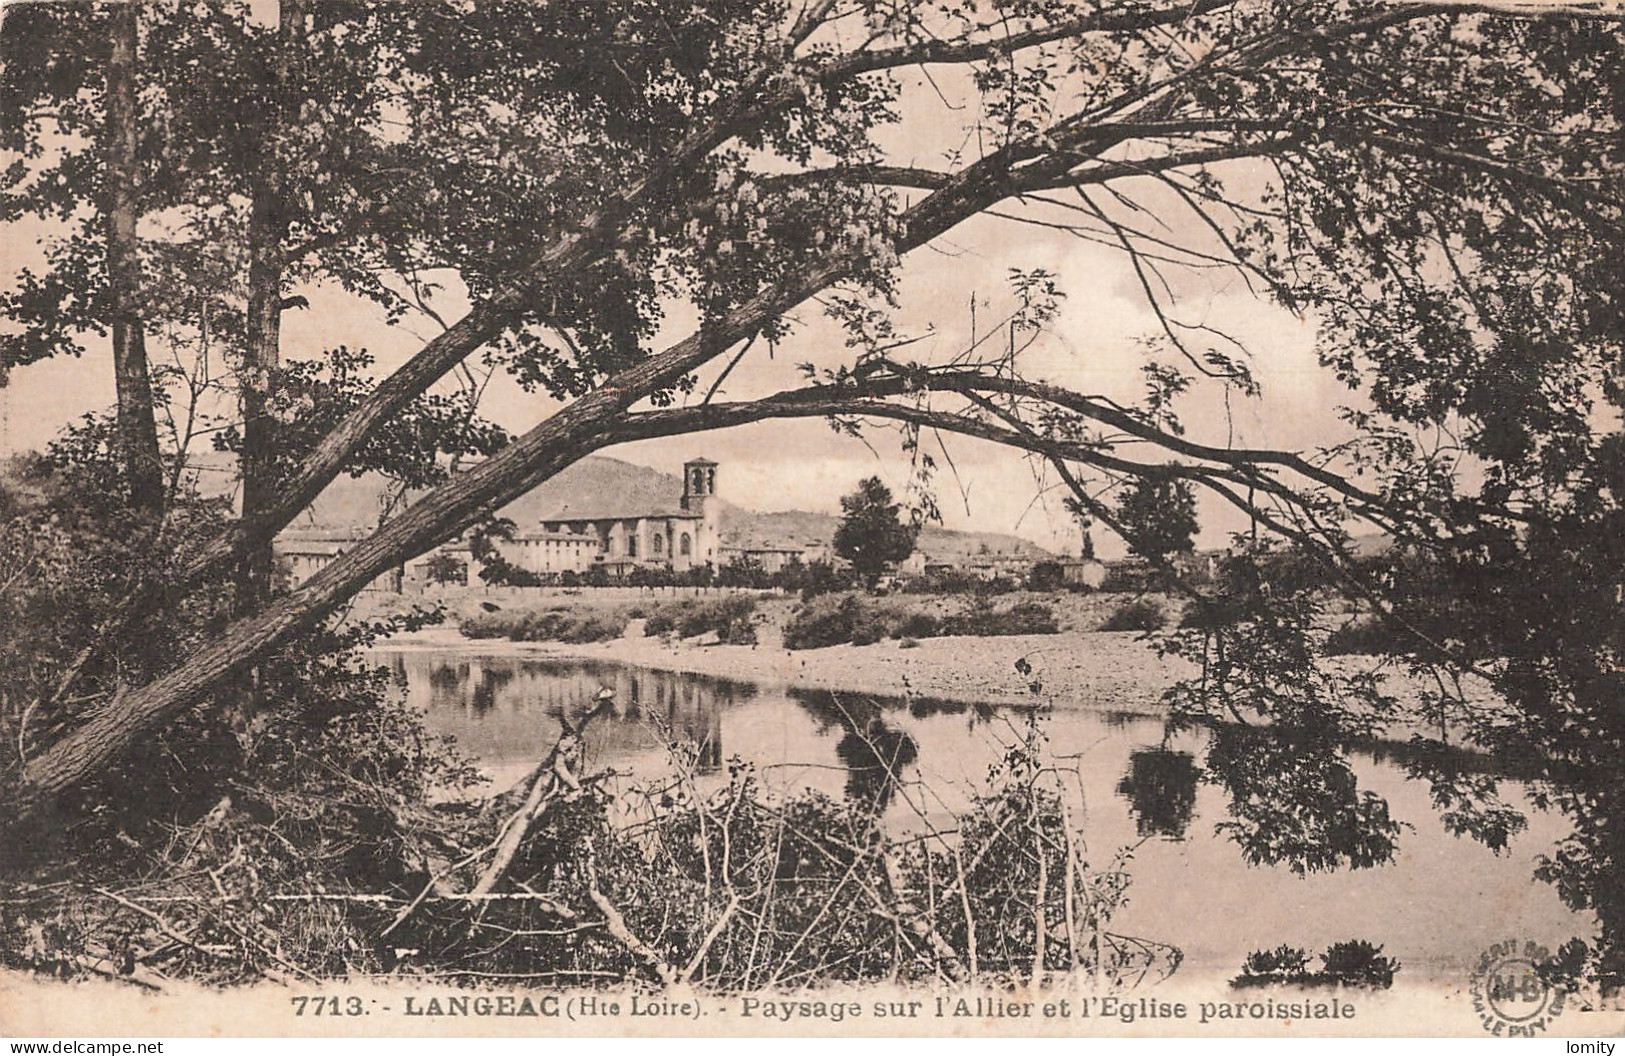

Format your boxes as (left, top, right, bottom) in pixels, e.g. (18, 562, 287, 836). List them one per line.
(681, 457, 717, 512)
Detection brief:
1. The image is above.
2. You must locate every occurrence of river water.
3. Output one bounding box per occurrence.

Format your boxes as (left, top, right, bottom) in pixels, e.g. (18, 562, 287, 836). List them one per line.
(375, 647, 1590, 983)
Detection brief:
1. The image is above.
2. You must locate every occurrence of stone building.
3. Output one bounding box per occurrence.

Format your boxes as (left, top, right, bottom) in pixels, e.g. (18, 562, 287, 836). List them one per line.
(277, 457, 729, 590)
(522, 456, 723, 577)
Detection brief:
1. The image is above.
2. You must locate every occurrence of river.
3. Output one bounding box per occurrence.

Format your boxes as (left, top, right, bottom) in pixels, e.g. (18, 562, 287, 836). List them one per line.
(375, 647, 1591, 984)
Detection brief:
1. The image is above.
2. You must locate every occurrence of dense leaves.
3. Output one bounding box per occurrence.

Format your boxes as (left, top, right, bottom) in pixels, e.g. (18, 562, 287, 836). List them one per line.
(832, 476, 918, 586)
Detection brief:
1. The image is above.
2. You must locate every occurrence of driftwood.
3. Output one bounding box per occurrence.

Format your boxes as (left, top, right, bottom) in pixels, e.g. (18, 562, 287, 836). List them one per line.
(382, 697, 616, 938)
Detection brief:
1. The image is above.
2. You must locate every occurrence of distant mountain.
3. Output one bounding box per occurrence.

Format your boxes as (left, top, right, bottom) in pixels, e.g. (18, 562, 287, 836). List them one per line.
(272, 454, 1051, 560)
(720, 506, 1050, 562)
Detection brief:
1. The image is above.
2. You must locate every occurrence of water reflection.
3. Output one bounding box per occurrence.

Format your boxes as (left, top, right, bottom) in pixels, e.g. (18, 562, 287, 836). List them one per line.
(390, 653, 737, 783)
(1117, 747, 1201, 840)
(376, 648, 1590, 980)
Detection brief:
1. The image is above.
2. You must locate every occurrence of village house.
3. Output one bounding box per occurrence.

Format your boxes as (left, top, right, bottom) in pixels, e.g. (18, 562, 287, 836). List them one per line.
(1061, 558, 1107, 589)
(274, 531, 403, 593)
(718, 542, 805, 575)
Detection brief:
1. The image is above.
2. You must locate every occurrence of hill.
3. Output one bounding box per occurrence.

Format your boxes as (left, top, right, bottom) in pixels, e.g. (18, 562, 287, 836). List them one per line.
(272, 454, 1051, 560)
(719, 506, 1050, 563)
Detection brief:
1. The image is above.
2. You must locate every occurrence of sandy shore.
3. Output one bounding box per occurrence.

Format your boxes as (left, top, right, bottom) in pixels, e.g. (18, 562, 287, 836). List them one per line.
(381, 622, 1200, 713)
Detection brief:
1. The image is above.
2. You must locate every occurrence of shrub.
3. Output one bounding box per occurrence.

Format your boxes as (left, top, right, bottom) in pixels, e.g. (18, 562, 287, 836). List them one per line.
(792, 560, 855, 600)
(942, 599, 1059, 637)
(458, 606, 628, 643)
(848, 607, 888, 646)
(1101, 597, 1166, 632)
(890, 611, 942, 639)
(1321, 940, 1399, 988)
(786, 594, 1057, 648)
(644, 595, 759, 644)
(643, 606, 678, 636)
(1027, 560, 1065, 592)
(1235, 945, 1313, 987)
(1324, 616, 1407, 656)
(784, 593, 868, 650)
(1232, 940, 1399, 990)
(459, 611, 515, 639)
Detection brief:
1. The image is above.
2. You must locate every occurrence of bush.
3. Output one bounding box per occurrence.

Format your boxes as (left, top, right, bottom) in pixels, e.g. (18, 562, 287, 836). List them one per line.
(791, 560, 855, 600)
(644, 595, 759, 645)
(1232, 940, 1399, 990)
(1321, 940, 1399, 988)
(784, 593, 869, 650)
(890, 610, 942, 639)
(1027, 560, 1065, 592)
(785, 594, 1057, 649)
(1324, 616, 1407, 656)
(1101, 598, 1166, 632)
(459, 606, 628, 643)
(942, 599, 1059, 637)
(1235, 944, 1313, 986)
(458, 611, 514, 639)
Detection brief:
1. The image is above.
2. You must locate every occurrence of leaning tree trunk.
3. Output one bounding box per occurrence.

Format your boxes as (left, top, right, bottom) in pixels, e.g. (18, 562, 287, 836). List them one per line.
(104, 0, 163, 514)
(11, 126, 1053, 814)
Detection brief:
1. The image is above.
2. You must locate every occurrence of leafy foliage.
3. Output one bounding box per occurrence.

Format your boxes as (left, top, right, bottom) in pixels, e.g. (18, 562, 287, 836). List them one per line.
(832, 477, 918, 586)
(1233, 940, 1399, 990)
(1114, 478, 1199, 563)
(1101, 598, 1167, 633)
(642, 595, 758, 645)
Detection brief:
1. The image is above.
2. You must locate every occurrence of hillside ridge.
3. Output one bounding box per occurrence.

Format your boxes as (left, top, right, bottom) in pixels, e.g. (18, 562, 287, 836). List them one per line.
(274, 454, 1052, 559)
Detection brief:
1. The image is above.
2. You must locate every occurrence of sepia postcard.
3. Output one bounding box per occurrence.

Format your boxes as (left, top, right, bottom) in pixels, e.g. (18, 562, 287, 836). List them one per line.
(2, 0, 1624, 1041)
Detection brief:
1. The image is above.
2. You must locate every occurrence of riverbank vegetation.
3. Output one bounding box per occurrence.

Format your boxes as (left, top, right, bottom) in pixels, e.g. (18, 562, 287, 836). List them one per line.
(1231, 942, 1399, 991)
(642, 595, 759, 645)
(461, 605, 632, 644)
(783, 593, 1060, 649)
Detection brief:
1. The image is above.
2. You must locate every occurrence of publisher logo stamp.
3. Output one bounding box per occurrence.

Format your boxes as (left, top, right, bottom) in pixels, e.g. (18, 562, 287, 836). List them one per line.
(1470, 939, 1567, 1036)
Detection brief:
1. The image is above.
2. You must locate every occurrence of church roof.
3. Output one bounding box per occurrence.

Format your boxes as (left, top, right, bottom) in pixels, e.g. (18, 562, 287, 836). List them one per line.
(543, 503, 703, 521)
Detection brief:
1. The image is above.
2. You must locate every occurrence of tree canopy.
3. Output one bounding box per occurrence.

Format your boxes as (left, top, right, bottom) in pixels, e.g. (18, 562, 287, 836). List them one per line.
(1115, 477, 1199, 562)
(2, 0, 1623, 993)
(834, 475, 919, 584)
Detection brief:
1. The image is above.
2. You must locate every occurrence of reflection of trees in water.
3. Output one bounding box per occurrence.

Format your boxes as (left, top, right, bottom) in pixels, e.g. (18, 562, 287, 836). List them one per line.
(836, 718, 919, 811)
(1116, 748, 1200, 840)
(789, 689, 920, 810)
(1202, 724, 1402, 875)
(417, 657, 734, 772)
(470, 663, 514, 715)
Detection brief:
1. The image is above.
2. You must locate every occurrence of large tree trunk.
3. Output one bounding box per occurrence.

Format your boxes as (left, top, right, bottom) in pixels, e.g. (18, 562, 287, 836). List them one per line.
(104, 1, 163, 513)
(9, 136, 1031, 814)
(9, 240, 853, 814)
(239, 0, 308, 605)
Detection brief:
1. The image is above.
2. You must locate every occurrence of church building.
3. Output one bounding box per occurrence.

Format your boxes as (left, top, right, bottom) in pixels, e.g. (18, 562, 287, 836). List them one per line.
(482, 456, 724, 579)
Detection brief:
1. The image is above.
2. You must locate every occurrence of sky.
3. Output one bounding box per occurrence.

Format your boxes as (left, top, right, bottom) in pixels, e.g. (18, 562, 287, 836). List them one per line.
(0, 49, 1370, 561)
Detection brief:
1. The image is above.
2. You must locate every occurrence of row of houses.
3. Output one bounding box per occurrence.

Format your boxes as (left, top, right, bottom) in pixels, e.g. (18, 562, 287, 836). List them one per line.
(275, 455, 1111, 592)
(278, 456, 849, 591)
